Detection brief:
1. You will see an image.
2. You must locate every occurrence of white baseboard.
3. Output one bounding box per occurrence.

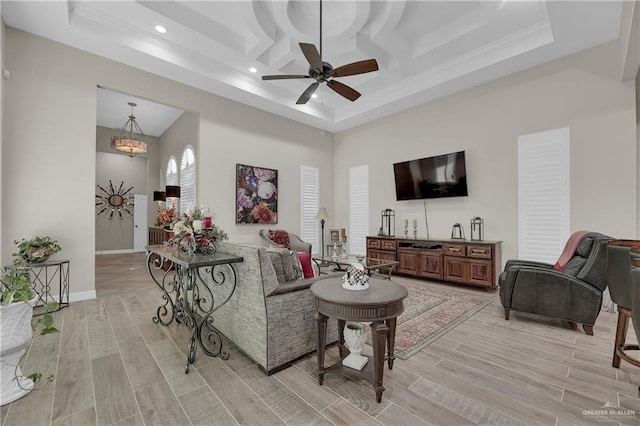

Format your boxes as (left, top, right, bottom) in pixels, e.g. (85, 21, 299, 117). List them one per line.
(69, 290, 96, 302)
(42, 291, 96, 304)
(95, 249, 136, 255)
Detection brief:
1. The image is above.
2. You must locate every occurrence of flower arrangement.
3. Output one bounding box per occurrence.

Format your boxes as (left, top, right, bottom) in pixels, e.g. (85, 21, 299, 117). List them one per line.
(167, 206, 228, 255)
(156, 207, 176, 227)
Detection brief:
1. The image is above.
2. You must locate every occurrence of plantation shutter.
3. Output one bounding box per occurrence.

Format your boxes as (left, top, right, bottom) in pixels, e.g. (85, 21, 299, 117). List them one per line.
(180, 146, 196, 213)
(349, 165, 369, 256)
(518, 127, 570, 263)
(165, 157, 178, 209)
(300, 166, 320, 254)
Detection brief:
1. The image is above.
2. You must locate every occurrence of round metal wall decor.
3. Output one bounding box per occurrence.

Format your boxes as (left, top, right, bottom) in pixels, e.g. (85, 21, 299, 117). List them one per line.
(96, 180, 134, 219)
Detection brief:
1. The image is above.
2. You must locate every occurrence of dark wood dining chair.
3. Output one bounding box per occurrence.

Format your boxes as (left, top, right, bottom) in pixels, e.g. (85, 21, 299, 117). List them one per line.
(607, 240, 639, 367)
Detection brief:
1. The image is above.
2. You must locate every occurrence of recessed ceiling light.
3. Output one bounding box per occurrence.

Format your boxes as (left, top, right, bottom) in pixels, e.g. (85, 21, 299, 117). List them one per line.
(311, 94, 318, 99)
(155, 25, 167, 34)
(249, 67, 257, 73)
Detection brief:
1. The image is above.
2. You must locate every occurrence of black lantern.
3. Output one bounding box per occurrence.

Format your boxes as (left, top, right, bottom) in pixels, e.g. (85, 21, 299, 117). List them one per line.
(381, 209, 395, 237)
(471, 217, 484, 241)
(451, 223, 465, 239)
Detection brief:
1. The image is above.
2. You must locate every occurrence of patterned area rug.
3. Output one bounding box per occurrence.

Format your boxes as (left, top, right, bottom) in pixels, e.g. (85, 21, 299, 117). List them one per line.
(366, 280, 492, 360)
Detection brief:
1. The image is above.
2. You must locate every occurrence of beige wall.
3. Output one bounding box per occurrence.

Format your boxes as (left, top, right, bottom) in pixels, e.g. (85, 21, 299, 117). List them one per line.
(96, 125, 161, 231)
(95, 151, 147, 251)
(195, 98, 334, 243)
(0, 16, 4, 262)
(2, 28, 335, 300)
(158, 110, 196, 214)
(636, 68, 640, 238)
(334, 40, 637, 265)
(4, 25, 636, 299)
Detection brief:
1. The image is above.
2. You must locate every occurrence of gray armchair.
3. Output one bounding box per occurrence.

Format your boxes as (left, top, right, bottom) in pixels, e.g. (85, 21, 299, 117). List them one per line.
(258, 229, 312, 253)
(499, 232, 612, 335)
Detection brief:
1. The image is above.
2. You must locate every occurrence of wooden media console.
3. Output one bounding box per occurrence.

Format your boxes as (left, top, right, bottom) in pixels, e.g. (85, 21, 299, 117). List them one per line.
(366, 236, 502, 290)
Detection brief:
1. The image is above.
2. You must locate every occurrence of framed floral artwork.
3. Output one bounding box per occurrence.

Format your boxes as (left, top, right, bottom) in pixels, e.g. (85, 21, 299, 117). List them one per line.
(236, 164, 278, 224)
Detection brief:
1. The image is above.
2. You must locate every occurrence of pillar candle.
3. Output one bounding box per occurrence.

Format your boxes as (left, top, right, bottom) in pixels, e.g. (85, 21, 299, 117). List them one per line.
(404, 219, 408, 227)
(413, 219, 417, 227)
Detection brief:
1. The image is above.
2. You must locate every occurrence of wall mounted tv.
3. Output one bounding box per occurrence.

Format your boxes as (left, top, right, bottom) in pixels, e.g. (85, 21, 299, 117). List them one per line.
(393, 151, 468, 200)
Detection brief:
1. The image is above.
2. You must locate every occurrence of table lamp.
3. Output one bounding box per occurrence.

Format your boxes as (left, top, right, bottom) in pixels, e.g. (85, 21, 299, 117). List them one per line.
(153, 191, 166, 207)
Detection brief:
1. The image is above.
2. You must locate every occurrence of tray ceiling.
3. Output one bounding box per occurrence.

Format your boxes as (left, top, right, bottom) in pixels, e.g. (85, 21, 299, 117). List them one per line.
(1, 1, 624, 133)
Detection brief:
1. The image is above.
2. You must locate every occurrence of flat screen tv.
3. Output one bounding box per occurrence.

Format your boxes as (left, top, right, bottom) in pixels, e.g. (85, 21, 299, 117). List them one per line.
(393, 151, 468, 200)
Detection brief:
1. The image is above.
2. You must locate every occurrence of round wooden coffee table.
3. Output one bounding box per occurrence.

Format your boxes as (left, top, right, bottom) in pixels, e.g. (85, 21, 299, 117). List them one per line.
(310, 277, 408, 403)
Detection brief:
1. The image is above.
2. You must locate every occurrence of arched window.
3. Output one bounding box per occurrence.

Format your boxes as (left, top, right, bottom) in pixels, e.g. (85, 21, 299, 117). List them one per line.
(166, 156, 178, 209)
(180, 146, 196, 213)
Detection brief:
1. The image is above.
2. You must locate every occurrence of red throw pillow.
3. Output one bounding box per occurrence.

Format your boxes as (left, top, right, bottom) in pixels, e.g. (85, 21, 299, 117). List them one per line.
(268, 230, 290, 249)
(297, 252, 315, 278)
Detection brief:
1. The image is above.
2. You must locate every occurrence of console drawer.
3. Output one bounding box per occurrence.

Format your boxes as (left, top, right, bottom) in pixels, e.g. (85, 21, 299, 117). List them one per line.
(381, 240, 397, 251)
(467, 245, 492, 259)
(443, 243, 466, 257)
(367, 238, 381, 249)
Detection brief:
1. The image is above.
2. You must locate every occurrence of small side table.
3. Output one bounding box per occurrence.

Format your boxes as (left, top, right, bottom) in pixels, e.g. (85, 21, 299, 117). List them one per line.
(5, 260, 70, 314)
(310, 277, 408, 403)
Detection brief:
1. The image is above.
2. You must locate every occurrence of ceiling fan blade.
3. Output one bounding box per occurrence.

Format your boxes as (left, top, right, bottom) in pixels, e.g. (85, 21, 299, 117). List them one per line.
(327, 80, 361, 102)
(299, 43, 323, 71)
(332, 59, 379, 77)
(262, 75, 311, 81)
(296, 82, 320, 105)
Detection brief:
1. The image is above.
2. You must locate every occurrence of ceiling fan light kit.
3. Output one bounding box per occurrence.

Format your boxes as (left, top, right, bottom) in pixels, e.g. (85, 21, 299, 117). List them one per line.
(261, 0, 378, 105)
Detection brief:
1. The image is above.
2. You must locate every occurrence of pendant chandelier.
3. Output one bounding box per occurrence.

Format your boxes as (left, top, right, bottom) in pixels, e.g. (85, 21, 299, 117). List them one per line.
(111, 102, 148, 156)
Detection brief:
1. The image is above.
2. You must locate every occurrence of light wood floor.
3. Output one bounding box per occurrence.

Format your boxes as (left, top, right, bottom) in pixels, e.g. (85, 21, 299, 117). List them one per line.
(2, 252, 640, 425)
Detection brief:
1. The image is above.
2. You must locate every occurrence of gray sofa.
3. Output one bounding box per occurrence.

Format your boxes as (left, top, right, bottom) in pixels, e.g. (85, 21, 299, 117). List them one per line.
(202, 241, 339, 374)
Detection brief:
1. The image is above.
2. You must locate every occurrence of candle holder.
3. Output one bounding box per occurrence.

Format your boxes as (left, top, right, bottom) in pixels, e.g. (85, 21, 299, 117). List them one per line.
(413, 224, 417, 239)
(404, 224, 408, 238)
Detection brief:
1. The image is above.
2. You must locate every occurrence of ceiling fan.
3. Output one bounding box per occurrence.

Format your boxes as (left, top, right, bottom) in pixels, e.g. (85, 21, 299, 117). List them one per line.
(261, 0, 379, 105)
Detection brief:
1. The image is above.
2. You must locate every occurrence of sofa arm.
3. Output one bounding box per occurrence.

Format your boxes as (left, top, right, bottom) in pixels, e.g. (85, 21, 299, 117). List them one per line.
(501, 264, 589, 308)
(504, 259, 554, 271)
(507, 266, 602, 324)
(500, 262, 553, 305)
(268, 273, 342, 296)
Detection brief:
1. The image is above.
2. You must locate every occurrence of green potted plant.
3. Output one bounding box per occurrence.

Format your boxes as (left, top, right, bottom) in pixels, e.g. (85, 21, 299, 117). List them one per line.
(0, 266, 58, 405)
(13, 236, 61, 263)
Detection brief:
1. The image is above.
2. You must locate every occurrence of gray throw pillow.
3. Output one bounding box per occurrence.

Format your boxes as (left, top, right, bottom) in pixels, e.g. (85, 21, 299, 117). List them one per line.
(268, 252, 287, 284)
(266, 247, 296, 281)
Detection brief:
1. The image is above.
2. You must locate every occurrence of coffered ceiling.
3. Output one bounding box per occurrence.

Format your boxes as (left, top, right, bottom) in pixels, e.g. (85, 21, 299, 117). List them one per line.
(1, 1, 624, 133)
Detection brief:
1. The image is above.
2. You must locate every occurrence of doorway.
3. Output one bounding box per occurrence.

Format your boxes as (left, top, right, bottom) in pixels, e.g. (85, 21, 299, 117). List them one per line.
(95, 87, 184, 254)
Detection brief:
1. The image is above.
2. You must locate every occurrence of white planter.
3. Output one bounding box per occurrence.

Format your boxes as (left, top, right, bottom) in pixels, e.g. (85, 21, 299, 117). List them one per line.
(343, 322, 368, 370)
(0, 297, 37, 406)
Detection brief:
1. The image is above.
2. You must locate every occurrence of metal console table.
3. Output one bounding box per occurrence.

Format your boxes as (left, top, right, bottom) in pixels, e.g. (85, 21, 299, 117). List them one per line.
(146, 244, 243, 373)
(5, 259, 70, 314)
